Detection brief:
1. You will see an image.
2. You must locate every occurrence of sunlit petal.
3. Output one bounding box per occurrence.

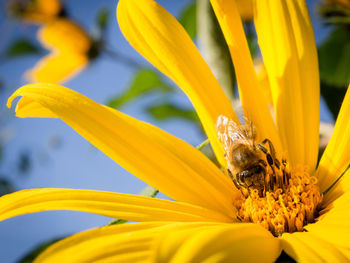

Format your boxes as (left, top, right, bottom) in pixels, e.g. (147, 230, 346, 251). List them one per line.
(25, 52, 88, 84)
(36, 222, 164, 263)
(305, 191, 350, 249)
(36, 222, 222, 263)
(324, 169, 350, 206)
(155, 223, 280, 263)
(210, 0, 281, 154)
(255, 61, 273, 105)
(0, 188, 232, 223)
(281, 232, 349, 262)
(117, 0, 238, 166)
(317, 86, 350, 196)
(15, 97, 57, 118)
(7, 84, 237, 217)
(254, 0, 319, 170)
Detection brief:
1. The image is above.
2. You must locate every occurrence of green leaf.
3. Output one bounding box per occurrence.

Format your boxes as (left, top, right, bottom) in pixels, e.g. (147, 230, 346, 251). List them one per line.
(107, 68, 172, 108)
(321, 82, 347, 119)
(18, 237, 63, 263)
(178, 1, 197, 39)
(147, 102, 199, 122)
(318, 26, 350, 88)
(108, 219, 127, 226)
(0, 178, 14, 196)
(6, 38, 41, 58)
(96, 8, 109, 31)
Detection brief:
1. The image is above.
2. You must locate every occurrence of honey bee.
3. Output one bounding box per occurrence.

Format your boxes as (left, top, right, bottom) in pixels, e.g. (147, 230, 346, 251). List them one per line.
(216, 115, 281, 196)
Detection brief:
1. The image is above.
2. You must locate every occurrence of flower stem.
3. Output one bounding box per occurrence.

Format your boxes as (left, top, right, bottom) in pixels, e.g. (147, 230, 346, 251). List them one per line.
(103, 47, 143, 68)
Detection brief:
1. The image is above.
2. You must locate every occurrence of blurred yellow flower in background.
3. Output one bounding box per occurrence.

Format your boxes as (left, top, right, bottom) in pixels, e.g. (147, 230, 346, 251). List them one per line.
(2, 0, 350, 262)
(9, 0, 63, 24)
(25, 18, 92, 84)
(9, 0, 93, 84)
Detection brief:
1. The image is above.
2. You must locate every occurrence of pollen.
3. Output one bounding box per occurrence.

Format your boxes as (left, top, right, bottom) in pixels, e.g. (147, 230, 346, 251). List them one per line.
(235, 164, 323, 236)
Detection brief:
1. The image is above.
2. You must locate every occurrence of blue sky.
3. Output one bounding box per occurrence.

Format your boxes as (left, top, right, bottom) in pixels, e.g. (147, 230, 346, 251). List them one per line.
(0, 0, 333, 262)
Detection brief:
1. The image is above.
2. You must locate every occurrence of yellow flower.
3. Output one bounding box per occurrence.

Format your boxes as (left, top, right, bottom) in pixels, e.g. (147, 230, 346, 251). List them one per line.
(9, 0, 92, 84)
(25, 18, 92, 84)
(3, 0, 350, 262)
(9, 0, 63, 24)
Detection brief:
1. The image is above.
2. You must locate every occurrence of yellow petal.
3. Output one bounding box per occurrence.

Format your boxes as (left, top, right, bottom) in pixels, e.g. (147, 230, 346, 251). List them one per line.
(322, 168, 350, 207)
(254, 0, 320, 170)
(305, 191, 350, 248)
(117, 0, 238, 167)
(281, 232, 349, 262)
(25, 52, 88, 84)
(317, 86, 350, 195)
(38, 18, 91, 53)
(210, 0, 282, 155)
(36, 222, 221, 263)
(155, 223, 281, 263)
(7, 84, 237, 217)
(255, 60, 273, 106)
(0, 188, 232, 223)
(36, 222, 163, 263)
(14, 97, 57, 118)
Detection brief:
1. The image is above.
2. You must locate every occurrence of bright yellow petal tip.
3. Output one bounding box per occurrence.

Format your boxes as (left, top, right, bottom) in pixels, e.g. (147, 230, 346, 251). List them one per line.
(117, 0, 238, 167)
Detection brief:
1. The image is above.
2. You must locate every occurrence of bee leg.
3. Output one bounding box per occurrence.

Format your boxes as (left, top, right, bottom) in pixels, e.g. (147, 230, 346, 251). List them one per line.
(263, 171, 269, 194)
(257, 144, 273, 166)
(260, 138, 280, 169)
(258, 144, 276, 172)
(282, 158, 287, 166)
(257, 143, 281, 188)
(236, 172, 249, 198)
(241, 188, 248, 198)
(228, 168, 241, 190)
(257, 159, 269, 194)
(227, 168, 234, 181)
(246, 184, 253, 198)
(227, 168, 247, 198)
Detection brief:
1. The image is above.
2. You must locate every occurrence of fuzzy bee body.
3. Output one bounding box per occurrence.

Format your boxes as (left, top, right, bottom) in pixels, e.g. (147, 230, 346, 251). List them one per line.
(217, 115, 279, 196)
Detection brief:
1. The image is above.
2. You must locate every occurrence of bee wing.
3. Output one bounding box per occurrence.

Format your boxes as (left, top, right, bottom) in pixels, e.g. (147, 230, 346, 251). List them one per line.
(216, 115, 255, 149)
(228, 121, 255, 146)
(216, 115, 234, 151)
(216, 115, 229, 141)
(243, 116, 257, 141)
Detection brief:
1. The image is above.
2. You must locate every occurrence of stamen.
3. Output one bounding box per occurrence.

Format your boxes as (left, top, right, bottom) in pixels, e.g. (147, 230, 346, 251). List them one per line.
(235, 164, 323, 236)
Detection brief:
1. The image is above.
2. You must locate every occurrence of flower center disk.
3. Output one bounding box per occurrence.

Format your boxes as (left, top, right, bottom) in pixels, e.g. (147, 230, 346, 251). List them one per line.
(235, 164, 323, 236)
